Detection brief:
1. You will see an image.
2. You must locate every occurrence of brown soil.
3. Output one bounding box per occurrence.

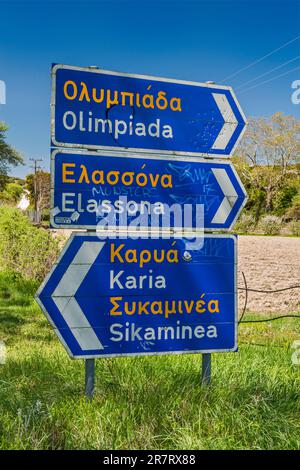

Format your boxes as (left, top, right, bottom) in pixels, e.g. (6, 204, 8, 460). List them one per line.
(238, 236, 300, 314)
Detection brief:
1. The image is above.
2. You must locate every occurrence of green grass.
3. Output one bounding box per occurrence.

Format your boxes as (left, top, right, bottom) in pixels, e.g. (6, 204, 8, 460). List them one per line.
(0, 271, 299, 450)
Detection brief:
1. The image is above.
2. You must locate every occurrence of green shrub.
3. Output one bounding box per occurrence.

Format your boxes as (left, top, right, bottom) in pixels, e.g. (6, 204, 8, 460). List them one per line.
(0, 270, 38, 305)
(259, 215, 281, 235)
(0, 206, 61, 281)
(234, 213, 256, 234)
(284, 191, 300, 221)
(0, 183, 23, 204)
(289, 220, 300, 236)
(273, 184, 299, 216)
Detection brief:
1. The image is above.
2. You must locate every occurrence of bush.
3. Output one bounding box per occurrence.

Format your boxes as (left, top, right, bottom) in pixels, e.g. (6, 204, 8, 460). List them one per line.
(284, 191, 300, 221)
(0, 206, 61, 281)
(0, 182, 23, 204)
(259, 215, 281, 235)
(273, 184, 299, 216)
(234, 213, 256, 234)
(289, 220, 300, 236)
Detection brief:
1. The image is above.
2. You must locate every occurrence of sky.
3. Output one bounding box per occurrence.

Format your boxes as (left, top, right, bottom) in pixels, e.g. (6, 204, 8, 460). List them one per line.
(0, 0, 300, 178)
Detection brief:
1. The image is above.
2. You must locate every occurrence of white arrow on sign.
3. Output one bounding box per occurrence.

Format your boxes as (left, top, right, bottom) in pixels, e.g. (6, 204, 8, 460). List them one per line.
(211, 168, 238, 224)
(52, 241, 105, 351)
(212, 93, 239, 150)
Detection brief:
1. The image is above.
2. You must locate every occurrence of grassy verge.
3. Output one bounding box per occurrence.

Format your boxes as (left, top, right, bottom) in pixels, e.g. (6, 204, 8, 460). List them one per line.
(0, 271, 299, 450)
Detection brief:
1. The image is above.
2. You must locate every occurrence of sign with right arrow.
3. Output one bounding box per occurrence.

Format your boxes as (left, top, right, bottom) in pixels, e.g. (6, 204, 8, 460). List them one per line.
(51, 64, 247, 158)
(51, 150, 247, 231)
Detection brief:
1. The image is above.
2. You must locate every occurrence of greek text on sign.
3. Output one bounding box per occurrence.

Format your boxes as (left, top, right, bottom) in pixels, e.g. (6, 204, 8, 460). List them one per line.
(35, 234, 237, 358)
(51, 64, 247, 157)
(51, 150, 247, 230)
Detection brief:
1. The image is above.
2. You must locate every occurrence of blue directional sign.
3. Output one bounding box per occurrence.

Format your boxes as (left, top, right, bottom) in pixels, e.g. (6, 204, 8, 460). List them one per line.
(36, 234, 237, 358)
(51, 64, 247, 157)
(50, 150, 247, 230)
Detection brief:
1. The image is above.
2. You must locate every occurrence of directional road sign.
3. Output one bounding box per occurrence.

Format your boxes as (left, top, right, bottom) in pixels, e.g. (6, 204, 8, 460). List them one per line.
(50, 150, 247, 230)
(35, 233, 237, 358)
(51, 64, 247, 158)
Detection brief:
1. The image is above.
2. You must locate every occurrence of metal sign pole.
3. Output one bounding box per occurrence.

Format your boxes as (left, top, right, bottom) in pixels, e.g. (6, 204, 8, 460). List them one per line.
(85, 358, 95, 400)
(201, 353, 212, 386)
(85, 227, 96, 400)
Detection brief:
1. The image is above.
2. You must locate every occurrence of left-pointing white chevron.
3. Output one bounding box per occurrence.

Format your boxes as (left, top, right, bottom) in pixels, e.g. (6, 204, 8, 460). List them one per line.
(211, 168, 238, 224)
(212, 93, 238, 150)
(52, 241, 105, 351)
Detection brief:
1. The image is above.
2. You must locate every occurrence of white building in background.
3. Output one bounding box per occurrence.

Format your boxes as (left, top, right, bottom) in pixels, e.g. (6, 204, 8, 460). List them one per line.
(17, 190, 30, 211)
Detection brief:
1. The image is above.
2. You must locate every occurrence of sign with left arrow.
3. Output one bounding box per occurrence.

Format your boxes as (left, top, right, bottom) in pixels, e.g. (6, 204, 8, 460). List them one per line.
(50, 150, 247, 231)
(35, 233, 237, 358)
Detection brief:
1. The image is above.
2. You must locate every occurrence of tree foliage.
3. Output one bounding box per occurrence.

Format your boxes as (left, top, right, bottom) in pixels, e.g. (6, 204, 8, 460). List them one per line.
(0, 206, 60, 281)
(0, 182, 23, 204)
(234, 113, 300, 220)
(25, 171, 50, 212)
(0, 122, 23, 190)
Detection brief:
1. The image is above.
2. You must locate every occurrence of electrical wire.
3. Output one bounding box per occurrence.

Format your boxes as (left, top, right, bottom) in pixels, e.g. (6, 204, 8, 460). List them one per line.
(238, 272, 300, 325)
(238, 285, 300, 294)
(237, 65, 300, 94)
(240, 314, 300, 324)
(235, 55, 300, 91)
(220, 34, 300, 83)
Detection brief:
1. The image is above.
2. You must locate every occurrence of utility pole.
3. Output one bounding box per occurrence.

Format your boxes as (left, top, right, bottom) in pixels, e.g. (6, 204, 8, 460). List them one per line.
(29, 158, 43, 223)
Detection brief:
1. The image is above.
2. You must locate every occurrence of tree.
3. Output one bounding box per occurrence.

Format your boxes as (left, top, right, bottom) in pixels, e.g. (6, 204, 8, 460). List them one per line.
(25, 171, 50, 221)
(0, 122, 23, 190)
(234, 113, 300, 218)
(0, 182, 23, 204)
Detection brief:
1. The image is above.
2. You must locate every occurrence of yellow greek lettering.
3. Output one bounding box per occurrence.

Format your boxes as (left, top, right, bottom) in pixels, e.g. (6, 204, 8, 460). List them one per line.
(62, 163, 75, 183)
(156, 91, 168, 110)
(106, 89, 118, 108)
(121, 172, 134, 186)
(140, 250, 151, 268)
(170, 97, 182, 112)
(110, 296, 122, 315)
(78, 82, 91, 102)
(136, 172, 148, 187)
(111, 243, 124, 263)
(91, 170, 104, 185)
(208, 299, 220, 313)
(124, 302, 136, 315)
(148, 173, 160, 187)
(166, 249, 179, 264)
(142, 93, 154, 109)
(78, 165, 90, 184)
(161, 174, 173, 188)
(138, 301, 150, 315)
(107, 171, 120, 185)
(120, 91, 134, 106)
(63, 80, 77, 100)
(92, 88, 104, 103)
(150, 301, 163, 315)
